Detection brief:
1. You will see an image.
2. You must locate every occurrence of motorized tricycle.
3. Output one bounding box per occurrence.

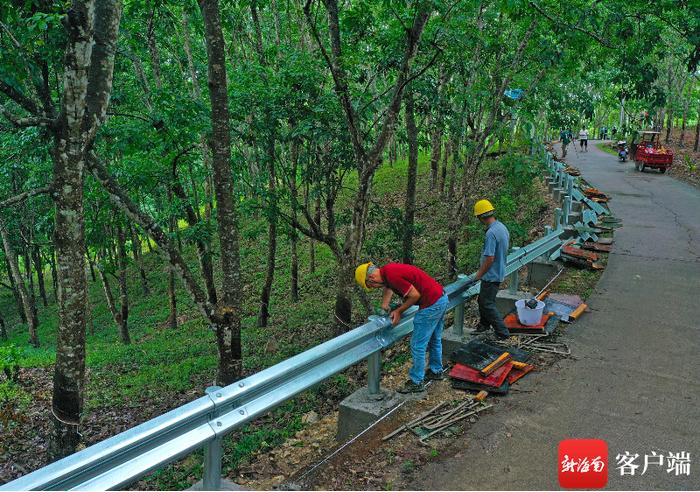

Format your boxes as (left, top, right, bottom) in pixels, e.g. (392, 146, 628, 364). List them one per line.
(617, 140, 628, 162)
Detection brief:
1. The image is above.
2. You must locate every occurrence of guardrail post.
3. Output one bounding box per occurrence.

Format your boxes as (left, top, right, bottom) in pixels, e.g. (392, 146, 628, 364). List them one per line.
(204, 386, 223, 491)
(545, 225, 552, 235)
(563, 195, 572, 225)
(566, 175, 574, 197)
(367, 351, 381, 397)
(554, 208, 563, 230)
(508, 247, 521, 294)
(453, 301, 465, 337)
(453, 274, 467, 337)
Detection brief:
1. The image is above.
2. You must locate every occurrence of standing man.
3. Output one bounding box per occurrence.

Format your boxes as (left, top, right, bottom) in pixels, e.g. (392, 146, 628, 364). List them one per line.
(579, 127, 589, 151)
(355, 262, 448, 393)
(472, 199, 511, 340)
(560, 128, 572, 158)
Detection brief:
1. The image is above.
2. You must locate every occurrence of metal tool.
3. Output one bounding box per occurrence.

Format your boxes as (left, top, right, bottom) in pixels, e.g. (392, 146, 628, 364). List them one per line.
(418, 404, 493, 443)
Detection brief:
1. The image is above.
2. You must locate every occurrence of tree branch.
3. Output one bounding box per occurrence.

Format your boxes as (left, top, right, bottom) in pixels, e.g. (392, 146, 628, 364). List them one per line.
(528, 1, 613, 48)
(0, 105, 56, 128)
(86, 152, 215, 320)
(0, 186, 52, 209)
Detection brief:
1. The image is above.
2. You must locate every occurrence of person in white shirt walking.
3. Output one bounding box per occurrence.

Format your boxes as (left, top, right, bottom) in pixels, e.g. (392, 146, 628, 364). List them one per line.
(579, 128, 589, 152)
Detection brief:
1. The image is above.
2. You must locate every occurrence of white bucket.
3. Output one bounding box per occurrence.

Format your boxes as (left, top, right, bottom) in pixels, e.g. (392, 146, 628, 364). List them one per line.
(515, 299, 545, 326)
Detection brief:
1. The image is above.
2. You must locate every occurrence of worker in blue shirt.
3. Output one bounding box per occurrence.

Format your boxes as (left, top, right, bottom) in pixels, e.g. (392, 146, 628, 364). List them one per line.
(472, 199, 510, 339)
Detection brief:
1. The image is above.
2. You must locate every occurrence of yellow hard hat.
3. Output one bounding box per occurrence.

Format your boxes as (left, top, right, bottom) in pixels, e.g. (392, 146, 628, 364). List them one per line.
(355, 262, 374, 291)
(474, 199, 495, 217)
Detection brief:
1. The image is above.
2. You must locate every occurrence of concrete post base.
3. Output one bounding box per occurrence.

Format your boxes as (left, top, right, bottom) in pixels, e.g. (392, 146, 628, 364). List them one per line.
(561, 225, 578, 239)
(547, 180, 557, 192)
(526, 257, 560, 290)
(189, 479, 246, 491)
(571, 200, 583, 213)
(495, 289, 531, 314)
(553, 188, 565, 203)
(568, 211, 582, 224)
(442, 326, 468, 360)
(337, 388, 402, 442)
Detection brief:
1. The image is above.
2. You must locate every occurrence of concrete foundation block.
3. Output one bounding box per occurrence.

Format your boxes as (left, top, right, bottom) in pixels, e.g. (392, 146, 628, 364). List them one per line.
(568, 211, 582, 224)
(337, 388, 402, 442)
(553, 188, 564, 203)
(190, 479, 246, 491)
(442, 326, 468, 359)
(495, 290, 531, 314)
(526, 257, 559, 290)
(571, 200, 583, 213)
(547, 180, 557, 192)
(561, 225, 578, 239)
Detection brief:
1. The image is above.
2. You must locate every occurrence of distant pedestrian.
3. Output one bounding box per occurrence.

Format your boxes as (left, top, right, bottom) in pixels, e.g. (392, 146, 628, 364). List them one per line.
(601, 127, 608, 140)
(560, 128, 572, 158)
(472, 199, 510, 340)
(579, 128, 588, 151)
(612, 126, 617, 138)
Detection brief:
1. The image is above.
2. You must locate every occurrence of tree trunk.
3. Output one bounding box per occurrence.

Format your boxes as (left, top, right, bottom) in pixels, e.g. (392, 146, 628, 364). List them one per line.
(309, 192, 321, 274)
(252, 0, 278, 327)
(447, 139, 459, 199)
(0, 311, 7, 341)
(694, 116, 700, 152)
(97, 254, 120, 331)
(334, 260, 354, 334)
(50, 0, 122, 461)
(49, 250, 58, 302)
(665, 108, 673, 143)
(147, 10, 162, 90)
(289, 139, 300, 302)
(0, 221, 39, 347)
(86, 247, 97, 282)
(167, 213, 178, 330)
(129, 224, 150, 295)
(22, 249, 39, 324)
(439, 140, 450, 195)
(430, 121, 442, 190)
(402, 88, 418, 264)
(33, 246, 48, 307)
(5, 256, 26, 323)
(200, 0, 243, 385)
(116, 224, 130, 344)
(679, 79, 694, 147)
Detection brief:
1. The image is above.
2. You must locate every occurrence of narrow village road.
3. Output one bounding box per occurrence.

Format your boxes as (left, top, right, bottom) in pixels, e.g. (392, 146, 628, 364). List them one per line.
(408, 141, 700, 490)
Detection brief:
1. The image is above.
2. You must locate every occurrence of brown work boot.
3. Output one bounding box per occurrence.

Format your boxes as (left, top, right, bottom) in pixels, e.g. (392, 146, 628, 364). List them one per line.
(425, 369, 445, 381)
(397, 379, 426, 394)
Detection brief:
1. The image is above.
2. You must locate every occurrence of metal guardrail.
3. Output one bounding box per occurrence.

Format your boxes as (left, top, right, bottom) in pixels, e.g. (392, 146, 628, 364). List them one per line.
(2, 143, 573, 492)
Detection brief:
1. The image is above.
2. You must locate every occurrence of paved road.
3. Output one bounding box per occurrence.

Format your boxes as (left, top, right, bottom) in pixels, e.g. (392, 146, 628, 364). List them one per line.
(408, 142, 700, 490)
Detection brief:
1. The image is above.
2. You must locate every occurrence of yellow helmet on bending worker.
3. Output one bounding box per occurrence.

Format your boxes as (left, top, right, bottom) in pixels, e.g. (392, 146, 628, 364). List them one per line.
(473, 199, 495, 217)
(355, 262, 374, 291)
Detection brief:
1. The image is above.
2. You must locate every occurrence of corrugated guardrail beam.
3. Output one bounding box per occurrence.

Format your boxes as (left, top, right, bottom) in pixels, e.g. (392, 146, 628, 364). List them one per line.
(2, 142, 569, 492)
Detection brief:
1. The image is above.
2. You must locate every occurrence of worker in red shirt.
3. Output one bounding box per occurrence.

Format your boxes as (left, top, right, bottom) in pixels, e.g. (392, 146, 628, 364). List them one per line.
(355, 262, 448, 393)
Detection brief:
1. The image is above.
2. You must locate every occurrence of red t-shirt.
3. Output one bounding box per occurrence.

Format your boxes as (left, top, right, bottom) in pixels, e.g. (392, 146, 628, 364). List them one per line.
(380, 263, 444, 309)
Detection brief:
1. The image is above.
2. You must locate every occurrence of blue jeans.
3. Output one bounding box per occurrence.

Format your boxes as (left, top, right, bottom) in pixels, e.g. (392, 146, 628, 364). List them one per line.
(409, 294, 448, 384)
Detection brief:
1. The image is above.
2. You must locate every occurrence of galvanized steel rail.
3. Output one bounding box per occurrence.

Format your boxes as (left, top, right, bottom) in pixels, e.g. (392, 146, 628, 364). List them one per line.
(2, 144, 574, 491)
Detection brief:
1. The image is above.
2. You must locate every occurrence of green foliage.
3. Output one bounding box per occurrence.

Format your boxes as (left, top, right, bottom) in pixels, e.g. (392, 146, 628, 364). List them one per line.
(0, 344, 23, 383)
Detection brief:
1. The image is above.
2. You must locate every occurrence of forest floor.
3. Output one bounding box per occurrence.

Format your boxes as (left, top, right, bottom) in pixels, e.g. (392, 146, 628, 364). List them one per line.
(0, 148, 552, 489)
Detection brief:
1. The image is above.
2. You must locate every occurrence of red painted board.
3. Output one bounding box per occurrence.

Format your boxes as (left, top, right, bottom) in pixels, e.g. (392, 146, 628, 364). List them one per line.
(504, 312, 552, 330)
(449, 361, 513, 388)
(507, 364, 534, 384)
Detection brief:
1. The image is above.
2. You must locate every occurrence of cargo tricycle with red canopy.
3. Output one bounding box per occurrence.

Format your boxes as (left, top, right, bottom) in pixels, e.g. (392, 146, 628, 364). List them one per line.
(630, 131, 674, 173)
